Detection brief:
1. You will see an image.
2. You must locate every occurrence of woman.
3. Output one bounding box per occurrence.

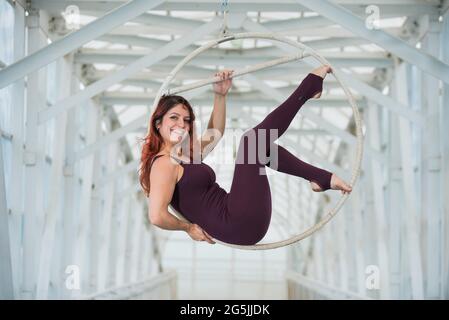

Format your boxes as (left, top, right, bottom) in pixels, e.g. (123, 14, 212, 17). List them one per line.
(140, 66, 352, 246)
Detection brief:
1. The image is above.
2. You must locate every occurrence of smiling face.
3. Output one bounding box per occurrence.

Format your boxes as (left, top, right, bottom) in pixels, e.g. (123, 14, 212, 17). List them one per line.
(157, 103, 191, 146)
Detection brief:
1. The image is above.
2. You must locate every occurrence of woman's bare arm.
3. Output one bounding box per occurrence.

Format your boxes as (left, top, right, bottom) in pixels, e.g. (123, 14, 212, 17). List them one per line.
(199, 70, 233, 159)
(207, 93, 226, 137)
(148, 156, 190, 231)
(148, 156, 215, 243)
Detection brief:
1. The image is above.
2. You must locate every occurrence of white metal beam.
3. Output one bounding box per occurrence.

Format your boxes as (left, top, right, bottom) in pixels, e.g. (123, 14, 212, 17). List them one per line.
(295, 0, 449, 84)
(60, 75, 82, 298)
(394, 62, 424, 299)
(35, 55, 73, 299)
(72, 100, 101, 297)
(0, 0, 165, 89)
(367, 101, 391, 299)
(98, 92, 363, 108)
(113, 176, 132, 287)
(87, 67, 374, 83)
(96, 140, 118, 292)
(21, 13, 48, 299)
(74, 51, 393, 68)
(420, 24, 443, 299)
(99, 33, 370, 52)
(33, 0, 440, 15)
(9, 1, 26, 299)
(92, 24, 402, 38)
(337, 70, 423, 125)
(442, 9, 449, 300)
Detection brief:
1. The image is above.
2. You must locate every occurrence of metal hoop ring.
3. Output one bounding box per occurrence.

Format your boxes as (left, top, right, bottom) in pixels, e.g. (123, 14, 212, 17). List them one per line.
(151, 32, 364, 250)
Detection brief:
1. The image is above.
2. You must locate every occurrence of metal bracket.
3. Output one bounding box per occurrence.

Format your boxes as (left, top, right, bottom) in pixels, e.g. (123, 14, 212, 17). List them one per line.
(23, 151, 36, 166)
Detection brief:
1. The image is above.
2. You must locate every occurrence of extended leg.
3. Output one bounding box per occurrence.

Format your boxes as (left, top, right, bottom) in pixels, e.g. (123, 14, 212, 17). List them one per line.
(252, 73, 323, 137)
(267, 143, 333, 191)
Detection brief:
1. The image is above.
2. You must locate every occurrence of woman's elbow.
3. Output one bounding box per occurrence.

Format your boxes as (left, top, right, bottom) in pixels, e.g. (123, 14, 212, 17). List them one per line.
(148, 210, 163, 227)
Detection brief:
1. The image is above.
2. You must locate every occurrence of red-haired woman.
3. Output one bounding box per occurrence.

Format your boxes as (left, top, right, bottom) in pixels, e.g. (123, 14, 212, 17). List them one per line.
(140, 66, 352, 246)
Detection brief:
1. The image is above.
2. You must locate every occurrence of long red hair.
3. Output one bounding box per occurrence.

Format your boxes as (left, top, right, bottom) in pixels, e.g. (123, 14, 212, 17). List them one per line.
(139, 95, 197, 197)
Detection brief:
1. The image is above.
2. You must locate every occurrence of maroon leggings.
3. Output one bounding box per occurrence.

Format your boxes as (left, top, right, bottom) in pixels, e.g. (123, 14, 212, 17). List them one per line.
(224, 73, 333, 245)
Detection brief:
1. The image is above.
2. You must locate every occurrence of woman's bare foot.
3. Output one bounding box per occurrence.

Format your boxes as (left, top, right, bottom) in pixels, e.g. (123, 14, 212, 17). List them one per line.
(311, 65, 332, 98)
(310, 174, 352, 195)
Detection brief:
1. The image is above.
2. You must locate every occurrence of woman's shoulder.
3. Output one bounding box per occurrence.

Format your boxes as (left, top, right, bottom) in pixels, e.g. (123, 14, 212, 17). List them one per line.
(150, 154, 180, 184)
(151, 153, 180, 168)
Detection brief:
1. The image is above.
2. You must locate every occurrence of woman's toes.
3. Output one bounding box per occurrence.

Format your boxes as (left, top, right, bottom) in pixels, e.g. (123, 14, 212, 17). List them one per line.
(310, 181, 323, 192)
(311, 65, 331, 79)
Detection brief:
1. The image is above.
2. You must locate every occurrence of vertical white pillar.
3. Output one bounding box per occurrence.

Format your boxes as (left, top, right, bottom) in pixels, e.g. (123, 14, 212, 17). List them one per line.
(60, 73, 80, 298)
(395, 62, 424, 299)
(36, 54, 73, 299)
(421, 18, 444, 299)
(441, 11, 449, 300)
(135, 201, 149, 281)
(129, 196, 145, 283)
(367, 101, 390, 299)
(21, 9, 47, 299)
(73, 100, 100, 297)
(114, 174, 131, 286)
(0, 122, 14, 299)
(385, 82, 403, 298)
(9, 1, 25, 299)
(96, 138, 118, 291)
(336, 208, 348, 292)
(349, 186, 366, 296)
(87, 111, 105, 295)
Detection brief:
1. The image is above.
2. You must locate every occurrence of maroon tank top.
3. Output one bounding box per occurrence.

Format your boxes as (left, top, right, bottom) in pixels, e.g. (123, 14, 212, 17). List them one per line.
(150, 154, 229, 225)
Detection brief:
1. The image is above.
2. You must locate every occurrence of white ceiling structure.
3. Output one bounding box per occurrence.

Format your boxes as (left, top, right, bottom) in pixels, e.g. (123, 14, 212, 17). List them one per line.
(1, 0, 448, 300)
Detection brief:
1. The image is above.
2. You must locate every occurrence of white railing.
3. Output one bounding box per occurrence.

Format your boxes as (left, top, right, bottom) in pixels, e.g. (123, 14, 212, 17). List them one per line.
(80, 269, 177, 300)
(285, 271, 371, 300)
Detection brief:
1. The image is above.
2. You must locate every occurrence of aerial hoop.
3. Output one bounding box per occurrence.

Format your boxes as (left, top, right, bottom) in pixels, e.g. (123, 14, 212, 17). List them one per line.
(150, 32, 364, 250)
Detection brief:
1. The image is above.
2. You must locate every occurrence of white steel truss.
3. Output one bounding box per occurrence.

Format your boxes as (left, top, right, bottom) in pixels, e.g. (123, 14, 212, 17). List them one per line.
(0, 0, 448, 300)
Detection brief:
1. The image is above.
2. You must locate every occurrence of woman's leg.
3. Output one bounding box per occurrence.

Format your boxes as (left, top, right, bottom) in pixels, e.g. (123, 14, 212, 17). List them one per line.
(248, 72, 332, 190)
(267, 143, 332, 191)
(224, 73, 327, 245)
(237, 72, 332, 188)
(252, 73, 323, 137)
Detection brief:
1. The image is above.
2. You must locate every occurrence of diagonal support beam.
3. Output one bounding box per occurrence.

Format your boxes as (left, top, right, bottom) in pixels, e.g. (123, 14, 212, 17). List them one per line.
(337, 71, 423, 125)
(242, 18, 422, 125)
(38, 18, 222, 124)
(0, 0, 165, 89)
(295, 0, 449, 84)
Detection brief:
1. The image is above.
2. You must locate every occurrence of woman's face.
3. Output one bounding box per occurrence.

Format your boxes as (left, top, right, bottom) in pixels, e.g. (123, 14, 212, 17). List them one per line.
(157, 104, 191, 146)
